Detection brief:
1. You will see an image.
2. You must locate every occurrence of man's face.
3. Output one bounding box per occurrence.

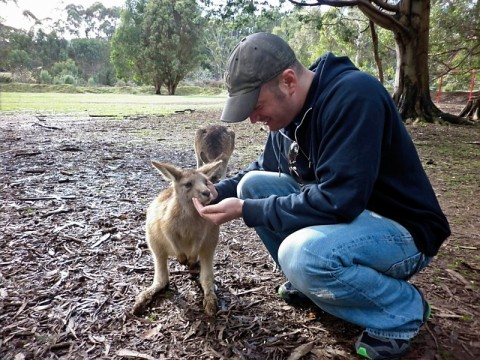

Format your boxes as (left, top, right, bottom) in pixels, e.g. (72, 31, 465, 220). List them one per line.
(248, 82, 295, 131)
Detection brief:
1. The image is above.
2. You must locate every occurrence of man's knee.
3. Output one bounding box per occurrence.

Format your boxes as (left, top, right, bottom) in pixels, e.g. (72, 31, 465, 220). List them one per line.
(237, 171, 259, 199)
(237, 171, 299, 199)
(278, 233, 337, 289)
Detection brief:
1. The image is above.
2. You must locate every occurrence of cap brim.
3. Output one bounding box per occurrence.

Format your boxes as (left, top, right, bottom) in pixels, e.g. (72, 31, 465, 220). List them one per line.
(220, 88, 260, 123)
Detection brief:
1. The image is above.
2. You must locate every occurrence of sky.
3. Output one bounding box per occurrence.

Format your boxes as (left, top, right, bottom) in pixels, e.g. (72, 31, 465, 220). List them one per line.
(0, 0, 124, 31)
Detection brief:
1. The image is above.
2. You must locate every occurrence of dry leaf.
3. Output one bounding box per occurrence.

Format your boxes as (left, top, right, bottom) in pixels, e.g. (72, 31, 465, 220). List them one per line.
(116, 349, 157, 360)
(287, 341, 315, 360)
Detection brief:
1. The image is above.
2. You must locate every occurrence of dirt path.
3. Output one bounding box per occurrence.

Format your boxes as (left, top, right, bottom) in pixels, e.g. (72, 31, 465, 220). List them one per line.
(1, 106, 479, 359)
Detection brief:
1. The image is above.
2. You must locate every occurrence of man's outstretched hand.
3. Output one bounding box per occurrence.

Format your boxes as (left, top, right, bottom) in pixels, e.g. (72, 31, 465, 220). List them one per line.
(193, 197, 244, 226)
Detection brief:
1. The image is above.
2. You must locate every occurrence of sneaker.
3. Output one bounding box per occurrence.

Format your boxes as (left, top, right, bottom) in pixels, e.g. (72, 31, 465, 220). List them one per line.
(355, 331, 410, 360)
(355, 287, 432, 360)
(277, 281, 313, 307)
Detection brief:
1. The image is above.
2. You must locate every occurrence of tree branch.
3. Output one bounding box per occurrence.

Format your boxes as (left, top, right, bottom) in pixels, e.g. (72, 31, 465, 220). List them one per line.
(371, 0, 399, 13)
(289, 0, 411, 36)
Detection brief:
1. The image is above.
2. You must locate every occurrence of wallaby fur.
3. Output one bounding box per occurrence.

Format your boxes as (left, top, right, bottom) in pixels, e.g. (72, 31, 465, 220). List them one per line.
(194, 125, 235, 183)
(132, 160, 224, 317)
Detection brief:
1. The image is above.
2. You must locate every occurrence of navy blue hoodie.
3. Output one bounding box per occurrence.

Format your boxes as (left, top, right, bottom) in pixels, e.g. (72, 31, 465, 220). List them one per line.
(215, 53, 450, 256)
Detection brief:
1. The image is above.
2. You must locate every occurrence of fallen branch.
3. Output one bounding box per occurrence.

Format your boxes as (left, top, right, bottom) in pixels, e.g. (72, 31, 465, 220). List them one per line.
(53, 221, 85, 233)
(116, 349, 158, 360)
(174, 109, 195, 114)
(445, 268, 473, 288)
(32, 122, 62, 130)
(42, 205, 71, 218)
(89, 114, 118, 117)
(91, 233, 111, 248)
(234, 286, 265, 296)
(425, 323, 439, 352)
(24, 168, 46, 174)
(19, 195, 76, 201)
(58, 145, 82, 152)
(14, 151, 41, 157)
(49, 341, 73, 351)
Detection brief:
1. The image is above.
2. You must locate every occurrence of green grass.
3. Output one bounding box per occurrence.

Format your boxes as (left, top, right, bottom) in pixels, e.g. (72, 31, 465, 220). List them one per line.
(0, 91, 226, 117)
(0, 82, 226, 96)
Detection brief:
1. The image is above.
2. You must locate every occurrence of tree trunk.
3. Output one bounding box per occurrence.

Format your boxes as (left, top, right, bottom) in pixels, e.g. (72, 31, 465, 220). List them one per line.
(294, 0, 471, 124)
(166, 81, 178, 95)
(369, 20, 384, 84)
(154, 78, 162, 95)
(391, 0, 468, 124)
(459, 96, 480, 120)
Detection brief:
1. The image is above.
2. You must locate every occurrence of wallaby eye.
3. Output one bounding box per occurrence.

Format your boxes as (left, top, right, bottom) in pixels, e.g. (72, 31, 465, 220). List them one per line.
(184, 181, 193, 189)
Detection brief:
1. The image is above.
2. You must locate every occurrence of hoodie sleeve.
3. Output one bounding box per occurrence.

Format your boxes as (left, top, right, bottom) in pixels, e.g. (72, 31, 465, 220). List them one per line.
(242, 70, 392, 231)
(213, 133, 290, 203)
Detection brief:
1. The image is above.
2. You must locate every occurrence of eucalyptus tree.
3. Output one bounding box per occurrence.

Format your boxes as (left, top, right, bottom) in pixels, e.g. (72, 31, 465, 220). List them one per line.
(2, 31, 34, 75)
(141, 0, 205, 94)
(289, 0, 471, 123)
(84, 2, 121, 39)
(34, 30, 68, 69)
(429, 0, 480, 86)
(110, 0, 148, 85)
(202, 0, 287, 81)
(429, 0, 479, 119)
(63, 2, 121, 39)
(273, 7, 324, 66)
(69, 38, 113, 84)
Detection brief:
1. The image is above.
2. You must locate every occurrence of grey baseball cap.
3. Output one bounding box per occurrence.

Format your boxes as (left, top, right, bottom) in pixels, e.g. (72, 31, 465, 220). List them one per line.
(221, 32, 297, 123)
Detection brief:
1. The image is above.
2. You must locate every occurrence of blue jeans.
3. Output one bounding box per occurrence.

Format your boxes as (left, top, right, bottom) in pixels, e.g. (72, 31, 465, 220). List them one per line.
(238, 171, 432, 340)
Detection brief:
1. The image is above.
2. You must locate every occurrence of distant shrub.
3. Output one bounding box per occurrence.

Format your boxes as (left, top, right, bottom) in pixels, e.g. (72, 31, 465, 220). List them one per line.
(12, 70, 35, 83)
(39, 70, 53, 84)
(63, 74, 76, 85)
(50, 59, 79, 78)
(115, 79, 126, 87)
(96, 68, 116, 86)
(87, 77, 96, 86)
(0, 72, 12, 83)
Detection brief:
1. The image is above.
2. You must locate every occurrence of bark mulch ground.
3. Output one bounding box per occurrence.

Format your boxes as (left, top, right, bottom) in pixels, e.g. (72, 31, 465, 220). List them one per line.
(1, 94, 479, 359)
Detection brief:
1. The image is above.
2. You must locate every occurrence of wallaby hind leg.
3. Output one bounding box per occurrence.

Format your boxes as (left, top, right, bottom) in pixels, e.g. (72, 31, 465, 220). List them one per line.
(132, 236, 169, 315)
(198, 250, 217, 316)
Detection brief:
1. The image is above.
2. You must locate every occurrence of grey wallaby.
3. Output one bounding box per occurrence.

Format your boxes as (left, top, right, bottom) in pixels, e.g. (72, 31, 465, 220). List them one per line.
(194, 125, 235, 183)
(132, 160, 224, 316)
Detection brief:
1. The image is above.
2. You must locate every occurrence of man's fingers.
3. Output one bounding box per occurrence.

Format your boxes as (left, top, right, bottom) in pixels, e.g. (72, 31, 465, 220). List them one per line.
(193, 198, 218, 215)
(192, 197, 204, 212)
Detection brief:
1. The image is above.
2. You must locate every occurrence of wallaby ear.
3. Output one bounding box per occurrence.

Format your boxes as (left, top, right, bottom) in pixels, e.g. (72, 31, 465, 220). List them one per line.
(151, 161, 182, 182)
(198, 160, 223, 180)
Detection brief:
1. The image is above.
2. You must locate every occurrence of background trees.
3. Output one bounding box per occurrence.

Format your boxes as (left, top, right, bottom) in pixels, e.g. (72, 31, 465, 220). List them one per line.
(110, 0, 148, 86)
(141, 0, 205, 95)
(289, 0, 477, 123)
(0, 0, 478, 118)
(429, 0, 480, 85)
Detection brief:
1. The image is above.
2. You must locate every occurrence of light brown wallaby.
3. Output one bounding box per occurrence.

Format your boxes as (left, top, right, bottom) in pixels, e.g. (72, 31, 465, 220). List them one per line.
(194, 125, 235, 183)
(132, 160, 224, 317)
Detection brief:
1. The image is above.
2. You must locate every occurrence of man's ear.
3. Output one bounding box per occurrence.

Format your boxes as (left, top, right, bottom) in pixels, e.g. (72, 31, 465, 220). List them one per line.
(280, 68, 297, 95)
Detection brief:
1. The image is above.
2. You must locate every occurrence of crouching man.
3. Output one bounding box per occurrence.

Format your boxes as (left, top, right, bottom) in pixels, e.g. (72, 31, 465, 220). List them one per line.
(193, 32, 450, 360)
